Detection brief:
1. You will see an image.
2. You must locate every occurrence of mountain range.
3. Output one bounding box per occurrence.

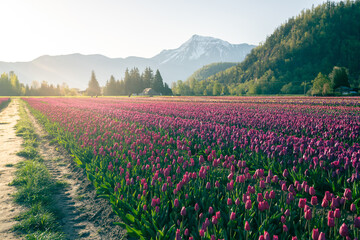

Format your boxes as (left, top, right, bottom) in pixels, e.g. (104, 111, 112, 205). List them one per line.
(0, 35, 255, 89)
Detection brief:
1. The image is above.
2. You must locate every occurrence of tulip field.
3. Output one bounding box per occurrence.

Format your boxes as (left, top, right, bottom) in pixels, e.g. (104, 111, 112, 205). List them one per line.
(0, 97, 9, 109)
(23, 96, 360, 240)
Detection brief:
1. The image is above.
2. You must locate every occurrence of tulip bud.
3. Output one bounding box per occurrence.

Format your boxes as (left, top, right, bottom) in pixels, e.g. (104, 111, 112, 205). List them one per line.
(334, 208, 340, 218)
(245, 200, 252, 210)
(195, 203, 200, 212)
(318, 232, 325, 240)
(212, 215, 218, 224)
(208, 206, 214, 214)
(321, 198, 328, 208)
(311, 196, 318, 206)
(304, 209, 312, 220)
(174, 199, 179, 207)
(298, 198, 306, 208)
(270, 190, 275, 199)
(283, 169, 289, 178)
(344, 188, 352, 200)
(180, 207, 186, 216)
(312, 228, 319, 240)
(230, 212, 236, 220)
(309, 186, 315, 195)
(339, 223, 349, 237)
(284, 209, 290, 216)
(328, 217, 335, 227)
(350, 203, 356, 212)
(283, 224, 288, 232)
(245, 221, 251, 231)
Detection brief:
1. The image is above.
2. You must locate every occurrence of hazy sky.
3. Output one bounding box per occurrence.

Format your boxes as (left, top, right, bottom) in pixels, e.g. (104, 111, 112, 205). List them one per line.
(1, 0, 337, 62)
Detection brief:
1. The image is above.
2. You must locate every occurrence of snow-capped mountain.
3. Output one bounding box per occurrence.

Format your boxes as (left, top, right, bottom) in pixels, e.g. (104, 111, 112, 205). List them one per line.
(154, 35, 253, 64)
(0, 35, 255, 89)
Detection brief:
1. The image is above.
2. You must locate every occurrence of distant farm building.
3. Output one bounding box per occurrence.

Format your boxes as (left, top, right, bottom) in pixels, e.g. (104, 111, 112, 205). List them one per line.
(141, 88, 159, 96)
(334, 86, 358, 95)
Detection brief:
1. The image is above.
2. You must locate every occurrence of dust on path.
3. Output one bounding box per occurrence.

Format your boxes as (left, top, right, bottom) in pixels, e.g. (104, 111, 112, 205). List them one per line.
(0, 99, 23, 240)
(25, 105, 126, 239)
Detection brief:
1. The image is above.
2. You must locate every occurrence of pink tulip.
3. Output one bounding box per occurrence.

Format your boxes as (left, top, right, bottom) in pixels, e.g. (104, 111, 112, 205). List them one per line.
(298, 198, 306, 208)
(309, 186, 315, 195)
(230, 212, 236, 220)
(180, 207, 186, 216)
(311, 196, 318, 206)
(245, 200, 252, 210)
(304, 209, 312, 220)
(174, 199, 179, 207)
(339, 223, 349, 237)
(312, 228, 319, 240)
(318, 232, 326, 240)
(334, 208, 340, 218)
(245, 221, 251, 231)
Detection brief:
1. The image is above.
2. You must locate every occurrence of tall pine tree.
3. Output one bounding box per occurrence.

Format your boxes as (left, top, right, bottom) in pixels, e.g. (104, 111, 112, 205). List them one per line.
(153, 69, 164, 94)
(86, 71, 101, 96)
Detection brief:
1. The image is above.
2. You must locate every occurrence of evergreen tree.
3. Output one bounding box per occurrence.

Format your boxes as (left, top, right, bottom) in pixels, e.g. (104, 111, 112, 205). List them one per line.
(124, 68, 131, 95)
(86, 71, 101, 96)
(153, 70, 164, 94)
(129, 68, 142, 94)
(163, 82, 173, 96)
(104, 75, 117, 96)
(142, 67, 154, 89)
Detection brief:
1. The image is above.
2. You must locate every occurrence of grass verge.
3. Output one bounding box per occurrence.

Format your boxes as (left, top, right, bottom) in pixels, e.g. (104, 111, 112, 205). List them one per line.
(10, 100, 66, 240)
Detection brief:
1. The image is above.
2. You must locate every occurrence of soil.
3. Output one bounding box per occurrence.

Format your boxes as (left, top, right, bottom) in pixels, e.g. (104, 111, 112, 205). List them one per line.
(25, 106, 127, 239)
(0, 99, 23, 240)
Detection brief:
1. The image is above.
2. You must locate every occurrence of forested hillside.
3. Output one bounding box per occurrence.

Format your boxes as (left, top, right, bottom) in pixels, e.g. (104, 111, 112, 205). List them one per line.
(174, 0, 360, 95)
(186, 62, 238, 82)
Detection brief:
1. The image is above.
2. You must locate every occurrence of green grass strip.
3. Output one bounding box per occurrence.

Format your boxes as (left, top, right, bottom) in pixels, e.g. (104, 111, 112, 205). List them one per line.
(10, 100, 66, 240)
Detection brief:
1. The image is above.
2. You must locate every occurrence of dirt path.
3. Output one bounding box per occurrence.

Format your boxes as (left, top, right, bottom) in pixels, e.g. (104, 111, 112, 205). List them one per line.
(0, 99, 23, 240)
(25, 106, 126, 239)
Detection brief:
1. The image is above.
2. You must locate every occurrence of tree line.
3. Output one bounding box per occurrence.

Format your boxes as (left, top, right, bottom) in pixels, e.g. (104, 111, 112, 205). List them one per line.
(96, 67, 172, 96)
(0, 67, 172, 97)
(0, 72, 78, 96)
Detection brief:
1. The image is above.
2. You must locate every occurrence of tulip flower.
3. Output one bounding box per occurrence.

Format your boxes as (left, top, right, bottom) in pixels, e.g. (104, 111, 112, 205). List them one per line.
(180, 207, 186, 216)
(298, 198, 306, 208)
(328, 217, 335, 227)
(245, 221, 251, 231)
(230, 211, 236, 220)
(312, 228, 319, 240)
(311, 196, 318, 206)
(334, 208, 340, 218)
(354, 217, 360, 228)
(304, 209, 312, 220)
(339, 223, 349, 237)
(174, 199, 179, 207)
(245, 200, 252, 210)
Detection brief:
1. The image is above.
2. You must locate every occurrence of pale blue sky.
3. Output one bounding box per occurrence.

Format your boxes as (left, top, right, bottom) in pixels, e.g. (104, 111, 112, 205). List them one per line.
(0, 0, 339, 62)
